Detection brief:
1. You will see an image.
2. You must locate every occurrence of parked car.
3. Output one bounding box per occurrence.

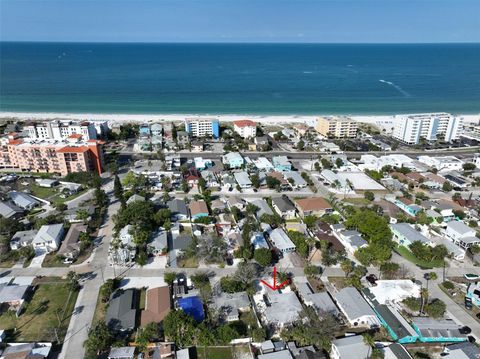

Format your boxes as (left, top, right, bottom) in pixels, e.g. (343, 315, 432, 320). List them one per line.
(460, 326, 472, 335)
(465, 297, 473, 310)
(366, 274, 378, 286)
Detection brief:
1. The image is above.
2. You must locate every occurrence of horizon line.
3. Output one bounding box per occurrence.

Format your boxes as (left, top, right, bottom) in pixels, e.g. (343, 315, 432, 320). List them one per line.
(1, 40, 480, 45)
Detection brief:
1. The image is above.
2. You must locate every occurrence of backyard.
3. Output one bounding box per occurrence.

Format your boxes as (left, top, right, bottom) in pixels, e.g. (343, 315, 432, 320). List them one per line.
(196, 345, 252, 359)
(0, 279, 78, 342)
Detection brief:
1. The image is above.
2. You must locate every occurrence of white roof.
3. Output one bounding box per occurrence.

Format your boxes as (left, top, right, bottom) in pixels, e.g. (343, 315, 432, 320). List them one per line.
(33, 224, 63, 245)
(254, 157, 274, 170)
(447, 220, 475, 236)
(283, 172, 307, 187)
(269, 228, 296, 251)
(369, 280, 421, 304)
(337, 172, 386, 191)
(234, 171, 252, 187)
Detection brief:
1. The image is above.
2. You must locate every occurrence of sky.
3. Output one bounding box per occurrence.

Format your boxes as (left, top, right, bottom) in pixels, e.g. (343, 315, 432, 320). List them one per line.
(1, 0, 479, 43)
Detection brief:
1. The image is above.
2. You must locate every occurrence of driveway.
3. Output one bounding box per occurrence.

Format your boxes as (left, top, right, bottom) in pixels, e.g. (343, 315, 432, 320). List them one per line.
(28, 249, 47, 268)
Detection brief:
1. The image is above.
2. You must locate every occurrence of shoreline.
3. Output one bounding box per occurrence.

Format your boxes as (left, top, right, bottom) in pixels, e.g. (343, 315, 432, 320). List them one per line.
(0, 111, 479, 126)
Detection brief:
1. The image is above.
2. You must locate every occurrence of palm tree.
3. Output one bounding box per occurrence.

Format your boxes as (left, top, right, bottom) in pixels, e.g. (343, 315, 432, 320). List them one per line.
(420, 287, 429, 315)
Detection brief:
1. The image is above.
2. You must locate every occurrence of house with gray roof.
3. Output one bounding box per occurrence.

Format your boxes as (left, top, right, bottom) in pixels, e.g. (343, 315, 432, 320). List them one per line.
(411, 317, 467, 343)
(106, 289, 138, 332)
(211, 291, 251, 322)
(269, 228, 296, 253)
(445, 220, 480, 249)
(445, 342, 480, 359)
(32, 224, 64, 253)
(126, 194, 145, 205)
(390, 223, 432, 247)
(334, 287, 380, 328)
(10, 229, 38, 250)
(108, 346, 135, 359)
(234, 171, 252, 189)
(57, 223, 87, 259)
(148, 230, 168, 256)
(0, 280, 31, 314)
(251, 199, 274, 218)
(9, 191, 40, 210)
(168, 199, 189, 221)
(296, 280, 339, 317)
(272, 196, 296, 219)
(0, 201, 24, 219)
(331, 335, 371, 359)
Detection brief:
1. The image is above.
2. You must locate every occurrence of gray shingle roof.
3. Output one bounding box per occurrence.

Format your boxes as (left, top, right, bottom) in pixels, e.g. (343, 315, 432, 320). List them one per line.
(106, 289, 137, 331)
(334, 287, 376, 320)
(0, 201, 23, 218)
(272, 196, 295, 212)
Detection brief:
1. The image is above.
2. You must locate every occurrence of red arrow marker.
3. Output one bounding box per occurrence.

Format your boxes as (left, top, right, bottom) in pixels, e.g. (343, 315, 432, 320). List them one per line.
(260, 266, 289, 291)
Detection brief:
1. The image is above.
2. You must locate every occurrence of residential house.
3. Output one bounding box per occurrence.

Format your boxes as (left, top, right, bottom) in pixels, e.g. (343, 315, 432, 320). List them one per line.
(330, 335, 371, 359)
(184, 169, 201, 188)
(168, 229, 193, 268)
(126, 194, 145, 205)
(272, 196, 296, 219)
(0, 201, 24, 219)
(394, 197, 422, 217)
(148, 230, 168, 256)
(390, 223, 431, 247)
(189, 200, 209, 220)
(338, 230, 368, 254)
(222, 152, 244, 168)
(139, 123, 151, 137)
(334, 287, 380, 328)
(8, 191, 39, 210)
(10, 230, 38, 250)
(140, 286, 171, 326)
(0, 343, 52, 359)
(227, 196, 246, 211)
(445, 220, 480, 249)
(106, 289, 138, 332)
(109, 225, 136, 265)
(32, 224, 64, 253)
(411, 317, 467, 343)
(382, 344, 413, 359)
(108, 347, 135, 359)
(295, 280, 339, 317)
(234, 171, 252, 189)
(269, 228, 296, 253)
(256, 285, 303, 330)
(200, 170, 219, 188)
(251, 199, 274, 218)
(211, 291, 251, 322)
(283, 171, 307, 189)
(0, 278, 31, 314)
(194, 157, 212, 170)
(254, 157, 274, 172)
(57, 223, 87, 259)
(443, 342, 480, 359)
(295, 197, 332, 217)
(272, 156, 292, 172)
(168, 199, 189, 221)
(258, 351, 294, 359)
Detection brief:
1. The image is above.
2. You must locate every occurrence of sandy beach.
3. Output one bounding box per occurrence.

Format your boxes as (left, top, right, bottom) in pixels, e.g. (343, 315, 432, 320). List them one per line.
(0, 111, 478, 127)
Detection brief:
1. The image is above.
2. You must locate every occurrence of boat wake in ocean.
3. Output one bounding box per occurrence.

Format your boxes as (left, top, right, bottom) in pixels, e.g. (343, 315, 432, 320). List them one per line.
(379, 79, 411, 98)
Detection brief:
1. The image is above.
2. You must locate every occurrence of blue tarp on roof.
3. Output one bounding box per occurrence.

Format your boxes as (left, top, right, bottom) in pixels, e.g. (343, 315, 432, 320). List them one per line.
(178, 296, 205, 322)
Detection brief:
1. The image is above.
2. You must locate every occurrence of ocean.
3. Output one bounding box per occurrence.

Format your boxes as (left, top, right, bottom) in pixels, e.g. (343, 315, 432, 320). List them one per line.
(1, 42, 479, 115)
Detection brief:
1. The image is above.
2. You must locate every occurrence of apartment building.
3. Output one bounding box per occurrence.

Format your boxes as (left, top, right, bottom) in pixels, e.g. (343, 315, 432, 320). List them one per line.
(233, 120, 257, 139)
(0, 135, 105, 175)
(24, 120, 98, 141)
(392, 113, 463, 145)
(315, 116, 358, 138)
(184, 118, 220, 138)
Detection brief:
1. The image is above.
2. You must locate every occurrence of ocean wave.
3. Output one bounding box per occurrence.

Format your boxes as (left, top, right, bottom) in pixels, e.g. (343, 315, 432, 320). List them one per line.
(379, 79, 411, 98)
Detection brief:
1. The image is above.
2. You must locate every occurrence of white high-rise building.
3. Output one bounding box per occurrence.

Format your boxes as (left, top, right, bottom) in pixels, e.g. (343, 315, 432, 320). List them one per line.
(24, 120, 97, 141)
(184, 118, 220, 138)
(392, 113, 463, 145)
(233, 120, 257, 139)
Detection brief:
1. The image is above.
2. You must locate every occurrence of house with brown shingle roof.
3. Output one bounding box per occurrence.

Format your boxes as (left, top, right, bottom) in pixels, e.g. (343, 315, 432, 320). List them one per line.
(140, 286, 171, 326)
(188, 200, 209, 220)
(295, 197, 332, 217)
(58, 223, 87, 259)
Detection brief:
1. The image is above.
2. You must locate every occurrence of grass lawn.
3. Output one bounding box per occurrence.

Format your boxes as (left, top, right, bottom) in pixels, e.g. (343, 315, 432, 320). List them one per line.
(178, 257, 199, 268)
(328, 276, 349, 290)
(28, 184, 57, 199)
(196, 346, 233, 359)
(0, 281, 79, 342)
(395, 246, 444, 269)
(139, 288, 147, 310)
(42, 253, 69, 268)
(0, 258, 16, 268)
(344, 198, 371, 206)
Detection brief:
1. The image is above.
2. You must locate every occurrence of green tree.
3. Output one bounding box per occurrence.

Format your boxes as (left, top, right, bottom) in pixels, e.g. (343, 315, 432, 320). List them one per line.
(364, 191, 375, 201)
(113, 174, 123, 199)
(266, 176, 281, 190)
(303, 215, 318, 229)
(100, 279, 117, 303)
(250, 174, 261, 189)
(304, 264, 321, 277)
(442, 181, 453, 192)
(426, 299, 446, 318)
(341, 259, 354, 277)
(66, 271, 80, 292)
(83, 321, 113, 359)
(254, 248, 272, 267)
(379, 262, 400, 279)
(163, 310, 197, 348)
(135, 322, 159, 354)
(164, 272, 177, 286)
